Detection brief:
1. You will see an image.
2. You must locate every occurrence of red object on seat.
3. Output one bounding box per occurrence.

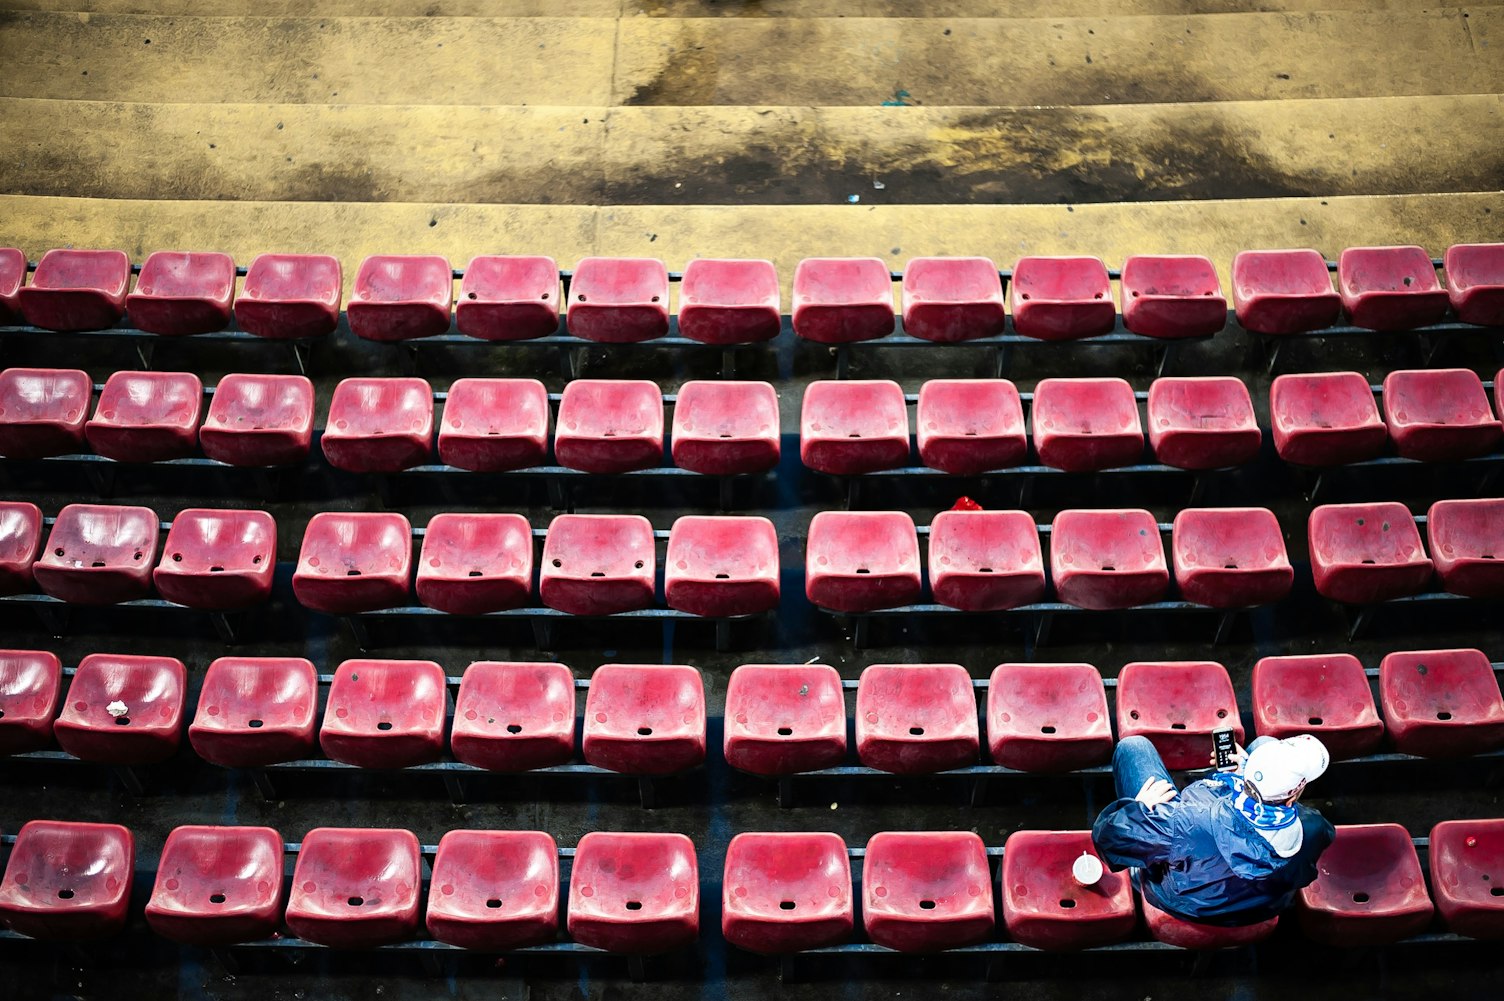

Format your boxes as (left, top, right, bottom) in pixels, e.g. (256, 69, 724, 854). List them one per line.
(319, 658, 447, 769)
(567, 832, 699, 954)
(1445, 243, 1504, 326)
(1009, 256, 1115, 340)
(678, 258, 781, 344)
(1032, 378, 1144, 472)
(415, 512, 533, 615)
(153, 508, 276, 610)
(664, 515, 779, 617)
(567, 257, 670, 343)
(436, 378, 549, 472)
(723, 663, 846, 776)
(554, 379, 664, 473)
(33, 503, 160, 605)
(1270, 371, 1387, 466)
(582, 663, 706, 775)
(987, 662, 1112, 773)
(804, 510, 921, 612)
(1429, 818, 1504, 938)
(145, 825, 284, 946)
(1339, 246, 1448, 331)
(0, 501, 43, 595)
(85, 370, 203, 462)
(928, 509, 1044, 612)
(1428, 498, 1504, 598)
(1049, 508, 1169, 610)
(916, 379, 1027, 475)
(1379, 647, 1504, 758)
(322, 377, 434, 473)
(1231, 248, 1340, 335)
(1308, 502, 1432, 604)
(1171, 507, 1293, 608)
(801, 380, 909, 475)
(426, 830, 560, 950)
(292, 511, 413, 614)
(1121, 254, 1226, 339)
(1001, 830, 1134, 950)
(199, 373, 315, 467)
(1146, 376, 1261, 469)
(722, 832, 853, 954)
(54, 653, 186, 765)
(235, 253, 342, 339)
(455, 255, 559, 341)
(450, 661, 575, 772)
(1115, 660, 1242, 770)
(0, 367, 92, 459)
(1298, 823, 1433, 946)
(347, 254, 452, 342)
(285, 828, 422, 948)
(17, 249, 130, 331)
(791, 257, 894, 344)
(670, 380, 780, 475)
(538, 514, 655, 615)
(0, 248, 24, 323)
(1382, 368, 1501, 462)
(189, 656, 318, 767)
(0, 650, 63, 754)
(901, 256, 1005, 343)
(862, 831, 994, 952)
(1251, 653, 1383, 760)
(0, 821, 134, 940)
(856, 663, 979, 774)
(126, 251, 235, 335)
(1141, 893, 1277, 948)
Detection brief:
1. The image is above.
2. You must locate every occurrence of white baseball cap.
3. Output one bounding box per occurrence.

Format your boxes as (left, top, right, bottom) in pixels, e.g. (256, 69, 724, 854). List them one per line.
(1245, 734, 1330, 801)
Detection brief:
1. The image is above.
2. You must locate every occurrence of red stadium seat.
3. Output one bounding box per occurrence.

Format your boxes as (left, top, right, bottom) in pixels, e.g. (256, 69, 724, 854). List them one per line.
(582, 663, 706, 775)
(1445, 243, 1504, 326)
(1146, 376, 1261, 470)
(126, 251, 235, 336)
(17, 249, 130, 331)
(538, 514, 655, 615)
(862, 831, 993, 952)
(415, 512, 533, 615)
(664, 515, 779, 617)
(1141, 894, 1277, 949)
(791, 257, 894, 344)
(855, 663, 979, 774)
(1428, 498, 1504, 598)
(1032, 378, 1144, 472)
(319, 658, 447, 769)
(285, 828, 422, 948)
(678, 258, 781, 345)
(0, 821, 134, 940)
(322, 377, 434, 473)
(455, 255, 559, 341)
(567, 832, 699, 954)
(1338, 246, 1448, 331)
(1171, 507, 1293, 608)
(987, 662, 1113, 773)
(153, 508, 276, 610)
(144, 825, 284, 946)
(1298, 823, 1433, 946)
(567, 257, 670, 343)
(1429, 818, 1504, 938)
(1115, 660, 1241, 771)
(554, 379, 664, 474)
(1379, 648, 1504, 758)
(804, 511, 921, 612)
(85, 371, 204, 462)
(722, 832, 853, 954)
(450, 661, 575, 772)
(199, 373, 315, 467)
(927, 509, 1045, 612)
(1009, 256, 1114, 341)
(915, 379, 1027, 475)
(0, 248, 23, 323)
(235, 253, 342, 340)
(0, 649, 62, 755)
(0, 367, 92, 459)
(670, 380, 780, 475)
(1001, 830, 1134, 950)
(292, 511, 413, 614)
(1231, 248, 1341, 335)
(33, 503, 160, 605)
(800, 379, 909, 475)
(1251, 654, 1383, 760)
(347, 254, 452, 342)
(0, 501, 43, 595)
(1308, 502, 1432, 604)
(722, 663, 847, 776)
(1120, 254, 1226, 339)
(901, 256, 1005, 343)
(1049, 509, 1169, 610)
(1270, 372, 1387, 466)
(188, 656, 319, 767)
(53, 653, 186, 765)
(1381, 369, 1501, 462)
(426, 830, 560, 950)
(436, 378, 549, 472)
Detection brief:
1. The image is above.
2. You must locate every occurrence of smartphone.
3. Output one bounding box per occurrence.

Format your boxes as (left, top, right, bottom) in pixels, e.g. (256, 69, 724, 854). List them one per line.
(1213, 728, 1237, 771)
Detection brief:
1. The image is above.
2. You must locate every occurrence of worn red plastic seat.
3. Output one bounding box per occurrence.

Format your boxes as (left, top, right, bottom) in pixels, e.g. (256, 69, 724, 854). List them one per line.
(1379, 647, 1504, 758)
(153, 508, 276, 610)
(1298, 823, 1432, 946)
(320, 658, 446, 769)
(566, 257, 670, 343)
(987, 662, 1112, 773)
(801, 380, 909, 475)
(0, 248, 24, 323)
(1251, 654, 1383, 760)
(862, 831, 993, 952)
(1142, 894, 1277, 949)
(1001, 830, 1134, 950)
(791, 257, 894, 344)
(1445, 243, 1504, 326)
(292, 511, 413, 614)
(1339, 246, 1448, 331)
(145, 825, 284, 946)
(126, 251, 235, 335)
(1171, 507, 1293, 608)
(53, 653, 186, 765)
(1010, 256, 1114, 340)
(1146, 376, 1261, 469)
(678, 258, 781, 344)
(1120, 254, 1226, 339)
(1429, 819, 1504, 938)
(1428, 498, 1504, 598)
(670, 380, 780, 475)
(664, 515, 779, 617)
(0, 821, 134, 940)
(1050, 509, 1168, 610)
(450, 661, 575, 772)
(0, 501, 43, 595)
(1032, 378, 1144, 472)
(538, 514, 654, 615)
(1270, 371, 1387, 466)
(568, 832, 699, 954)
(189, 656, 318, 767)
(901, 256, 1005, 343)
(804, 510, 921, 612)
(554, 379, 664, 473)
(414, 512, 533, 615)
(85, 370, 204, 462)
(347, 254, 452, 342)
(0, 367, 92, 459)
(855, 663, 979, 774)
(17, 249, 130, 331)
(322, 377, 434, 473)
(723, 663, 846, 776)
(1381, 368, 1501, 462)
(235, 253, 342, 339)
(1115, 660, 1241, 770)
(436, 378, 549, 472)
(723, 832, 853, 954)
(1308, 502, 1432, 604)
(33, 503, 160, 605)
(582, 663, 706, 775)
(1231, 248, 1341, 335)
(928, 509, 1044, 612)
(199, 373, 315, 467)
(426, 830, 560, 950)
(455, 254, 559, 341)
(916, 379, 1027, 475)
(0, 649, 62, 755)
(285, 828, 422, 948)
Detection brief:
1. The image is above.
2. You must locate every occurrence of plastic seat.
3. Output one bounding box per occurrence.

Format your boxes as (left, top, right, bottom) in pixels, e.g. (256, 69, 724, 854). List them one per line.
(0, 650, 63, 755)
(1251, 654, 1383, 760)
(800, 380, 909, 475)
(17, 249, 131, 331)
(320, 658, 447, 769)
(566, 257, 670, 343)
(235, 253, 342, 339)
(723, 663, 847, 776)
(0, 248, 23, 323)
(1270, 371, 1387, 466)
(33, 503, 160, 605)
(862, 831, 994, 952)
(1120, 254, 1226, 339)
(414, 512, 533, 615)
(455, 254, 559, 341)
(1141, 893, 1277, 949)
(322, 377, 434, 473)
(1428, 498, 1504, 598)
(1146, 376, 1261, 469)
(0, 821, 134, 940)
(1297, 823, 1433, 946)
(1049, 509, 1169, 610)
(1338, 246, 1448, 331)
(199, 373, 316, 467)
(582, 663, 706, 775)
(678, 258, 781, 344)
(285, 828, 422, 948)
(53, 653, 187, 765)
(450, 661, 575, 772)
(855, 663, 978, 774)
(436, 378, 549, 472)
(1382, 368, 1501, 461)
(791, 257, 894, 344)
(1001, 830, 1135, 950)
(292, 511, 413, 614)
(554, 379, 664, 473)
(567, 832, 699, 954)
(1171, 507, 1293, 608)
(153, 508, 276, 610)
(426, 830, 560, 950)
(1379, 648, 1504, 757)
(1308, 502, 1432, 604)
(1032, 378, 1144, 472)
(670, 380, 780, 475)
(723, 832, 853, 954)
(987, 662, 1113, 773)
(126, 251, 235, 335)
(1429, 818, 1504, 938)
(1445, 243, 1504, 326)
(538, 514, 655, 615)
(0, 367, 92, 459)
(804, 510, 921, 612)
(145, 825, 284, 946)
(347, 254, 452, 342)
(188, 656, 319, 767)
(928, 509, 1045, 612)
(1231, 248, 1341, 335)
(0, 501, 43, 595)
(1009, 256, 1114, 340)
(916, 379, 1027, 475)
(901, 256, 1005, 343)
(85, 370, 204, 462)
(1115, 660, 1241, 770)
(664, 515, 779, 617)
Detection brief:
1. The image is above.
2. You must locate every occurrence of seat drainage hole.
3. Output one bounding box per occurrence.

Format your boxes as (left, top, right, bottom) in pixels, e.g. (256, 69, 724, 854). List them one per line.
(638, 727, 653, 736)
(855, 567, 870, 574)
(919, 900, 936, 910)
(777, 727, 793, 736)
(1101, 565, 1115, 571)
(1170, 723, 1186, 730)
(348, 897, 364, 906)
(1492, 887, 1504, 897)
(507, 724, 522, 734)
(248, 719, 264, 728)
(172, 553, 183, 562)
(114, 716, 131, 726)
(978, 567, 993, 573)
(486, 898, 502, 908)
(91, 561, 106, 568)
(590, 571, 605, 577)
(625, 901, 642, 911)
(1216, 709, 1228, 719)
(634, 561, 645, 569)
(377, 721, 393, 731)
(714, 572, 730, 579)
(909, 727, 925, 736)
(58, 889, 74, 900)
(1361, 559, 1375, 565)
(1224, 563, 1238, 569)
(1438, 711, 1453, 721)
(210, 893, 226, 904)
(209, 566, 225, 573)
(1041, 725, 1056, 734)
(468, 570, 482, 577)
(347, 569, 362, 576)
(1352, 892, 1369, 904)
(1308, 717, 1324, 726)
(1129, 710, 1140, 720)
(780, 901, 797, 910)
(1059, 899, 1076, 909)
(551, 559, 562, 568)
(0, 710, 6, 719)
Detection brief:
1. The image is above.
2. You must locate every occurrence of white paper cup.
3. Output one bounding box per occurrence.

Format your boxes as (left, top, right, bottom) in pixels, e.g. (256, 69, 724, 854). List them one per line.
(1072, 852, 1104, 886)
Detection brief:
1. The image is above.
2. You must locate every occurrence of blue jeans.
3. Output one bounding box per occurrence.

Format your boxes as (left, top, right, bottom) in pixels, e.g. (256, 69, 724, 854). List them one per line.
(1112, 734, 1274, 801)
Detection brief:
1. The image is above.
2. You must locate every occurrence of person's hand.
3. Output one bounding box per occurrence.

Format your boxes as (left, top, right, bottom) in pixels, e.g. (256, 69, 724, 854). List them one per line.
(1207, 743, 1248, 769)
(1135, 777, 1178, 809)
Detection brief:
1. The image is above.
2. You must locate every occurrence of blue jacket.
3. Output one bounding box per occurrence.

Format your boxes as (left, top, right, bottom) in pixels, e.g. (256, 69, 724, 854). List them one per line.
(1091, 772, 1335, 925)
